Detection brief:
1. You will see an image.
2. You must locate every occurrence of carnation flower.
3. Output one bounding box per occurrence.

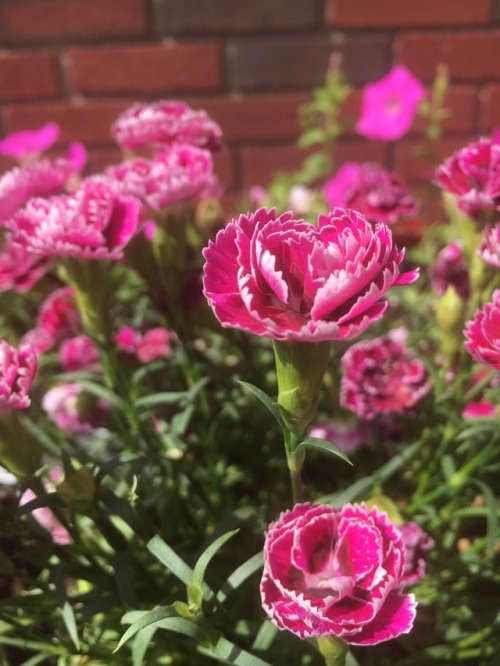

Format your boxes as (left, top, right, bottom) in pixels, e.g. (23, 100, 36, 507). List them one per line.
(114, 325, 177, 363)
(324, 162, 419, 225)
(114, 326, 140, 353)
(462, 400, 497, 419)
(308, 419, 370, 455)
(260, 502, 417, 645)
(6, 178, 140, 260)
(42, 382, 110, 435)
(107, 145, 216, 213)
(59, 335, 100, 372)
(0, 122, 60, 161)
(340, 330, 431, 419)
(111, 100, 222, 152)
(430, 242, 470, 300)
(22, 287, 81, 354)
(0, 341, 38, 409)
(435, 138, 500, 219)
(202, 208, 418, 342)
(356, 65, 425, 141)
(464, 290, 500, 370)
(0, 243, 52, 292)
(398, 522, 434, 588)
(20, 487, 72, 545)
(477, 223, 500, 268)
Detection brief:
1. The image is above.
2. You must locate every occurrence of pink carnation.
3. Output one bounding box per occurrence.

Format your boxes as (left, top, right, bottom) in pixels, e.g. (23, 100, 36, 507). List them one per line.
(59, 335, 100, 372)
(136, 328, 176, 363)
(435, 138, 500, 219)
(462, 400, 497, 419)
(429, 242, 470, 300)
(0, 341, 38, 409)
(6, 178, 140, 260)
(0, 243, 52, 292)
(0, 143, 87, 223)
(111, 100, 222, 153)
(19, 487, 71, 545)
(324, 162, 419, 225)
(22, 287, 80, 354)
(340, 330, 431, 420)
(356, 65, 425, 141)
(398, 522, 434, 588)
(107, 145, 216, 212)
(308, 419, 370, 455)
(114, 325, 140, 353)
(42, 382, 110, 435)
(464, 290, 500, 370)
(0, 122, 60, 161)
(260, 502, 417, 645)
(202, 208, 418, 342)
(478, 223, 500, 268)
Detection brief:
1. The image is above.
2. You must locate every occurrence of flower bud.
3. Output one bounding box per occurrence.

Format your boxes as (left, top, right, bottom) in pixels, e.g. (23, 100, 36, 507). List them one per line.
(434, 286, 466, 359)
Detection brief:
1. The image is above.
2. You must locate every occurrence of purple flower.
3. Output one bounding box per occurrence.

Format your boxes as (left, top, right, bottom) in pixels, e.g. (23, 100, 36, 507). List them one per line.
(429, 242, 470, 300)
(0, 122, 60, 161)
(464, 290, 500, 370)
(260, 502, 417, 645)
(478, 223, 500, 268)
(324, 162, 419, 225)
(0, 341, 38, 410)
(398, 522, 434, 588)
(356, 66, 425, 141)
(202, 208, 418, 342)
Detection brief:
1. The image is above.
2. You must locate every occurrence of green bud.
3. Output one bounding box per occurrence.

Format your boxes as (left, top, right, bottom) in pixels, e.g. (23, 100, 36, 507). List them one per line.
(434, 286, 466, 359)
(316, 636, 348, 666)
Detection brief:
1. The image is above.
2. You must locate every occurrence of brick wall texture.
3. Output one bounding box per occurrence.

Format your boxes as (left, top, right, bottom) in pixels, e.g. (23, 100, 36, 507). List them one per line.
(0, 0, 499, 209)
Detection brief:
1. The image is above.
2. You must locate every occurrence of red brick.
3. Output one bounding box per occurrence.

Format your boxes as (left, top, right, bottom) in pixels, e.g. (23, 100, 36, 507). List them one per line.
(0, 51, 60, 101)
(0, 0, 148, 41)
(396, 31, 500, 82)
(480, 84, 500, 130)
(67, 43, 223, 95)
(328, 0, 493, 28)
(395, 136, 476, 182)
(240, 141, 388, 187)
(84, 147, 124, 174)
(213, 147, 237, 192)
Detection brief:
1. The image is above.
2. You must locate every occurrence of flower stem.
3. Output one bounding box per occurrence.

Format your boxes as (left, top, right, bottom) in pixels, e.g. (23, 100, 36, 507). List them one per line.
(316, 637, 348, 666)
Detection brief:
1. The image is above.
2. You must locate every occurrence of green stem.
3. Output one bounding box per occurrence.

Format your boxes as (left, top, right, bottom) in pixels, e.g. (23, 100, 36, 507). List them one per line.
(316, 637, 348, 666)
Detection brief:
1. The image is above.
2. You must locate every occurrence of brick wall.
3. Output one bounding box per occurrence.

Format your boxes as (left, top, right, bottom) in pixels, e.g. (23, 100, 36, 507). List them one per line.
(0, 0, 498, 213)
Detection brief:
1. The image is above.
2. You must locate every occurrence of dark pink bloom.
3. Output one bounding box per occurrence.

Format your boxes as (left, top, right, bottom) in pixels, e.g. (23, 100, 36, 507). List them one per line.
(136, 327, 176, 363)
(114, 325, 140, 353)
(0, 143, 87, 223)
(59, 335, 100, 372)
(42, 382, 110, 435)
(398, 522, 433, 588)
(6, 178, 140, 260)
(324, 162, 419, 225)
(111, 100, 222, 152)
(356, 65, 425, 141)
(308, 419, 370, 455)
(435, 138, 500, 219)
(429, 242, 470, 300)
(22, 287, 80, 354)
(20, 487, 71, 545)
(464, 290, 500, 370)
(107, 145, 216, 213)
(203, 208, 418, 342)
(0, 122, 60, 160)
(0, 341, 38, 409)
(261, 502, 417, 645)
(340, 329, 431, 419)
(0, 243, 52, 292)
(248, 185, 268, 209)
(478, 223, 500, 268)
(462, 400, 497, 419)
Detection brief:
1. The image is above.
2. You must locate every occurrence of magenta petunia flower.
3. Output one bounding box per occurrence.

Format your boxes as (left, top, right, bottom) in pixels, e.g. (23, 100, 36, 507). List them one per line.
(107, 144, 216, 213)
(324, 162, 419, 225)
(0, 143, 87, 223)
(464, 290, 500, 370)
(0, 122, 60, 160)
(429, 242, 470, 300)
(0, 341, 38, 410)
(478, 223, 500, 268)
(435, 138, 500, 219)
(308, 419, 370, 455)
(59, 335, 100, 372)
(6, 177, 141, 260)
(20, 487, 71, 545)
(340, 329, 431, 420)
(0, 243, 52, 292)
(398, 522, 434, 589)
(202, 208, 418, 342)
(356, 65, 425, 141)
(111, 100, 222, 153)
(260, 502, 417, 645)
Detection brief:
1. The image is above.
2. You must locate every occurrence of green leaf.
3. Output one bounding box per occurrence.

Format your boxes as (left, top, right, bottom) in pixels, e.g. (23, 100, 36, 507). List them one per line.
(251, 621, 278, 652)
(52, 565, 80, 650)
(217, 552, 264, 605)
(75, 379, 127, 411)
(134, 391, 188, 408)
(115, 605, 178, 652)
(296, 437, 353, 466)
(212, 636, 274, 666)
(147, 535, 194, 587)
(132, 624, 157, 666)
(188, 530, 239, 608)
(238, 381, 285, 437)
(297, 128, 326, 147)
(467, 479, 498, 558)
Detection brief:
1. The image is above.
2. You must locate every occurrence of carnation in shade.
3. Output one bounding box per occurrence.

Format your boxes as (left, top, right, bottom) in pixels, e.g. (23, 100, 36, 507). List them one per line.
(478, 223, 500, 268)
(19, 487, 71, 545)
(107, 145, 216, 213)
(398, 522, 434, 588)
(429, 242, 470, 300)
(356, 65, 425, 141)
(136, 327, 176, 363)
(340, 330, 431, 420)
(324, 162, 419, 225)
(462, 400, 497, 419)
(464, 290, 500, 370)
(309, 419, 370, 455)
(0, 122, 60, 160)
(22, 287, 80, 354)
(6, 177, 141, 260)
(114, 326, 140, 353)
(59, 335, 100, 372)
(0, 243, 52, 292)
(203, 208, 418, 342)
(435, 138, 500, 219)
(0, 341, 38, 410)
(42, 382, 110, 435)
(111, 100, 222, 153)
(261, 502, 417, 645)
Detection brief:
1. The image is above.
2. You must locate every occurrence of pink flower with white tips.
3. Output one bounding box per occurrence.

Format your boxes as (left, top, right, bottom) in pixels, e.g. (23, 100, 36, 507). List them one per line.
(0, 341, 38, 409)
(464, 290, 500, 370)
(478, 223, 500, 268)
(22, 287, 81, 354)
(0, 243, 52, 292)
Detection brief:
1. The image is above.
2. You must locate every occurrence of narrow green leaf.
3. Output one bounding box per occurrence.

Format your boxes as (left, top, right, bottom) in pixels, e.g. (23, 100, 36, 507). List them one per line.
(296, 437, 353, 466)
(212, 636, 274, 666)
(134, 391, 188, 408)
(52, 565, 79, 650)
(132, 625, 157, 666)
(188, 530, 239, 607)
(113, 550, 137, 609)
(468, 479, 498, 558)
(251, 620, 278, 652)
(147, 535, 194, 586)
(20, 654, 53, 666)
(217, 552, 263, 605)
(114, 605, 178, 652)
(16, 493, 63, 519)
(238, 381, 285, 437)
(185, 377, 209, 401)
(75, 379, 127, 411)
(171, 403, 195, 437)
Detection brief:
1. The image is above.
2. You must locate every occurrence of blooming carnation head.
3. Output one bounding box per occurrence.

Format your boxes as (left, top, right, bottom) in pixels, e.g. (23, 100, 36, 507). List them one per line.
(464, 290, 500, 370)
(22, 287, 81, 354)
(429, 242, 470, 300)
(356, 65, 425, 141)
(478, 223, 500, 268)
(0, 243, 52, 293)
(0, 341, 38, 409)
(261, 502, 417, 645)
(42, 382, 110, 435)
(0, 122, 60, 161)
(435, 138, 500, 219)
(202, 208, 418, 342)
(340, 329, 431, 420)
(324, 162, 419, 225)
(59, 335, 100, 372)
(111, 100, 222, 153)
(398, 522, 434, 588)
